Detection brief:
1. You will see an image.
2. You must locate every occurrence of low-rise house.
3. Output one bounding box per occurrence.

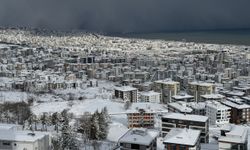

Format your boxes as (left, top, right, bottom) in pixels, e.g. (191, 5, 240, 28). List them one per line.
(0, 124, 51, 150)
(118, 128, 159, 150)
(163, 128, 201, 150)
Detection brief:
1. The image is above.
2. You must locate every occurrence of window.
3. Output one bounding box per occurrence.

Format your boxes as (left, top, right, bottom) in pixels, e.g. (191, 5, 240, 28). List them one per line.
(3, 142, 11, 146)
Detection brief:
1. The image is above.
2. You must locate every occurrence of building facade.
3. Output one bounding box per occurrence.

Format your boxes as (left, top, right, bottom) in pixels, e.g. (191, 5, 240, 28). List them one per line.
(153, 80, 180, 104)
(162, 113, 209, 143)
(114, 86, 138, 102)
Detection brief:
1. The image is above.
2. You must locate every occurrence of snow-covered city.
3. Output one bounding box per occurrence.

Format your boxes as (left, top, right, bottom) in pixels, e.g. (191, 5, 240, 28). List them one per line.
(0, 27, 250, 150)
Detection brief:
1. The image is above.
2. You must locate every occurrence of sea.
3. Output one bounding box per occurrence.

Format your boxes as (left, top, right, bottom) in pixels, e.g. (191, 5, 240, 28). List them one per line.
(117, 29, 250, 46)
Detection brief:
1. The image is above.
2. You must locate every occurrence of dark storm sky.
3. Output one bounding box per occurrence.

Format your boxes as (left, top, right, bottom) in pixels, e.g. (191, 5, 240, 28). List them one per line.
(0, 0, 250, 33)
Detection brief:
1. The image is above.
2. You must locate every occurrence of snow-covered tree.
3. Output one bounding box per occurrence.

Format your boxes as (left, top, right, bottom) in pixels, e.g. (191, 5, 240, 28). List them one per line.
(90, 111, 100, 140)
(51, 112, 60, 133)
(60, 109, 79, 150)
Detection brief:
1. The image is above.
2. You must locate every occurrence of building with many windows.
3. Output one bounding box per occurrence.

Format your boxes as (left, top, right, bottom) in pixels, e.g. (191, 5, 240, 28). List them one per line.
(153, 80, 180, 104)
(221, 97, 250, 124)
(126, 109, 155, 128)
(188, 82, 215, 102)
(114, 86, 138, 103)
(206, 101, 231, 125)
(140, 91, 161, 103)
(161, 113, 209, 143)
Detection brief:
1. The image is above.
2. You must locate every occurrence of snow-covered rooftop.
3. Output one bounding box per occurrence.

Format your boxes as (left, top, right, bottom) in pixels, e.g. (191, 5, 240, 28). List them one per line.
(163, 128, 201, 146)
(163, 112, 208, 122)
(172, 94, 194, 100)
(206, 101, 230, 110)
(219, 124, 248, 144)
(140, 91, 160, 97)
(168, 102, 193, 113)
(114, 86, 137, 92)
(0, 130, 50, 142)
(201, 94, 225, 99)
(118, 128, 159, 146)
(221, 98, 250, 109)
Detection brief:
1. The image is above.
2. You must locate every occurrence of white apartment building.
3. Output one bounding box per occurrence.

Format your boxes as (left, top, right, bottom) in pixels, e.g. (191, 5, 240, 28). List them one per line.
(140, 91, 161, 103)
(206, 101, 231, 125)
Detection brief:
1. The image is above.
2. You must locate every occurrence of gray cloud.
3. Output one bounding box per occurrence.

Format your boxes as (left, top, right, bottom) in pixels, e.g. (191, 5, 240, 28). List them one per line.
(0, 0, 250, 33)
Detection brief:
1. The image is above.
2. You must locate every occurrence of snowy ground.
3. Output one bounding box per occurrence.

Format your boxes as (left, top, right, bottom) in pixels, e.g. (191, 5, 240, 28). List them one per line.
(0, 91, 28, 103)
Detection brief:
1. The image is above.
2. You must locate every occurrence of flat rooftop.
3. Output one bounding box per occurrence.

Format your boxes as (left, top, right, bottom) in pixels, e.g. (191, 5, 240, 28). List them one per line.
(163, 128, 201, 146)
(119, 128, 159, 146)
(162, 112, 208, 122)
(201, 94, 225, 99)
(140, 91, 160, 96)
(0, 130, 50, 142)
(114, 86, 137, 92)
(168, 102, 193, 113)
(219, 124, 248, 144)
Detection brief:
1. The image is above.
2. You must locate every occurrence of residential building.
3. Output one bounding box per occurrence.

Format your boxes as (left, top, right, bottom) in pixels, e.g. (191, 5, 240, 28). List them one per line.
(172, 93, 194, 102)
(0, 124, 51, 150)
(188, 82, 215, 102)
(140, 91, 161, 103)
(168, 101, 193, 114)
(114, 86, 138, 102)
(163, 128, 201, 150)
(206, 101, 231, 125)
(219, 124, 248, 150)
(162, 113, 209, 143)
(153, 80, 180, 104)
(126, 109, 155, 128)
(201, 94, 225, 101)
(221, 97, 250, 124)
(188, 102, 206, 116)
(118, 128, 159, 150)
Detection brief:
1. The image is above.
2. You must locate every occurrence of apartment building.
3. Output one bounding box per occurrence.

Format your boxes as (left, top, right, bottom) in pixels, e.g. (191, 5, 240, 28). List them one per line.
(126, 109, 155, 128)
(221, 97, 250, 124)
(206, 101, 231, 125)
(153, 80, 180, 104)
(188, 82, 215, 102)
(219, 124, 248, 150)
(162, 113, 209, 143)
(114, 86, 138, 102)
(140, 91, 161, 103)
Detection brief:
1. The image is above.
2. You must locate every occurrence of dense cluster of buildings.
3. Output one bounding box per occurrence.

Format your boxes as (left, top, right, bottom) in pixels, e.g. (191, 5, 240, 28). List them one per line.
(1, 29, 250, 149)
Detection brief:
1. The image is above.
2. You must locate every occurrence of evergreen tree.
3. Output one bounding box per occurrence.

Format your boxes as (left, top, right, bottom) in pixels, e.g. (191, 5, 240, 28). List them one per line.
(40, 112, 48, 131)
(90, 111, 100, 140)
(52, 112, 60, 133)
(60, 110, 79, 150)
